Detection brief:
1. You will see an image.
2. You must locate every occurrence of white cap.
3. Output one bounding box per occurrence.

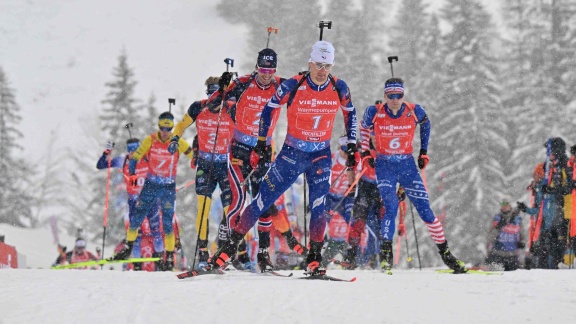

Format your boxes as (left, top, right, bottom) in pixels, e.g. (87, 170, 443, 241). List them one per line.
(338, 135, 348, 146)
(309, 41, 335, 65)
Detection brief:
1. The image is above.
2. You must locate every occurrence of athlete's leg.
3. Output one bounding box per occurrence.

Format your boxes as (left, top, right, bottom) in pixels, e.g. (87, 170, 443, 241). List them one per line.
(303, 149, 332, 272)
(396, 159, 446, 245)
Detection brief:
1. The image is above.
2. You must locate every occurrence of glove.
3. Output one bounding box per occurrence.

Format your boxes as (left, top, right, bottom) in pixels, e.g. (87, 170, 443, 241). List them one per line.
(129, 174, 139, 188)
(398, 223, 406, 236)
(361, 150, 375, 168)
(417, 149, 429, 169)
(517, 201, 528, 212)
(345, 143, 359, 168)
(250, 139, 271, 169)
(397, 187, 406, 202)
(104, 141, 115, 154)
(190, 159, 197, 170)
(517, 242, 526, 249)
(175, 239, 182, 252)
(167, 136, 180, 155)
(219, 72, 233, 91)
(541, 185, 555, 194)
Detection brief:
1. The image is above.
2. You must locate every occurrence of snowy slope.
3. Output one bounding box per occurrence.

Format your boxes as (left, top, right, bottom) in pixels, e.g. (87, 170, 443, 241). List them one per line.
(2, 268, 575, 324)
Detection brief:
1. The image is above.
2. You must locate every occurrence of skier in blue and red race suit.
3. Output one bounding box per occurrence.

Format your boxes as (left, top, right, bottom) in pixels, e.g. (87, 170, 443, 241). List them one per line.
(359, 77, 467, 273)
(205, 40, 358, 276)
(96, 139, 164, 270)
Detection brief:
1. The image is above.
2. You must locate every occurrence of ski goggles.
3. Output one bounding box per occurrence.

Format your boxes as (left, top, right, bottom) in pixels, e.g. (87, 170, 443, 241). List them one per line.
(127, 142, 140, 152)
(206, 84, 219, 96)
(159, 126, 173, 132)
(385, 93, 404, 100)
(75, 240, 86, 248)
(311, 62, 333, 71)
(257, 67, 276, 74)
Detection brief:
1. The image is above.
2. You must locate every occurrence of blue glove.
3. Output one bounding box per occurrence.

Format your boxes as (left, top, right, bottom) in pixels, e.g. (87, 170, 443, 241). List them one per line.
(168, 136, 180, 155)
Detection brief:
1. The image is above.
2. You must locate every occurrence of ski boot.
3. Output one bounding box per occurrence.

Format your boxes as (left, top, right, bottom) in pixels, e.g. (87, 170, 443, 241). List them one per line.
(152, 251, 164, 271)
(284, 231, 306, 255)
(162, 251, 175, 271)
(108, 240, 133, 261)
(207, 230, 243, 270)
(340, 246, 358, 270)
(197, 249, 210, 269)
(132, 262, 142, 271)
(438, 242, 467, 273)
(379, 241, 393, 275)
(257, 248, 274, 272)
(305, 241, 327, 276)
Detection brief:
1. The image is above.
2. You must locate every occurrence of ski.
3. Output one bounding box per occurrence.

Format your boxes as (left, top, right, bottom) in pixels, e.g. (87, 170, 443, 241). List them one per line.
(435, 269, 503, 275)
(299, 274, 356, 282)
(52, 257, 160, 269)
(176, 267, 225, 279)
(261, 270, 293, 277)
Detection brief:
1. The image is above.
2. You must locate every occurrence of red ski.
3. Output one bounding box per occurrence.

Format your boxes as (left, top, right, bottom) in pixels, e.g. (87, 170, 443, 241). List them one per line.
(176, 268, 225, 279)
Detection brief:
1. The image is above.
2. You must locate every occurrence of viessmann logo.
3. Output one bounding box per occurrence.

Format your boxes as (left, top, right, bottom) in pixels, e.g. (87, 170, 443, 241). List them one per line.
(247, 96, 271, 105)
(298, 99, 338, 107)
(378, 125, 412, 132)
(199, 119, 231, 126)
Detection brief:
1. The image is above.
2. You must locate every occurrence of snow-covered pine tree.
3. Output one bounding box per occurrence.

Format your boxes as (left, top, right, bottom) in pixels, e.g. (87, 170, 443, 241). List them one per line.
(29, 130, 68, 227)
(434, 0, 507, 263)
(69, 52, 146, 245)
(0, 67, 34, 227)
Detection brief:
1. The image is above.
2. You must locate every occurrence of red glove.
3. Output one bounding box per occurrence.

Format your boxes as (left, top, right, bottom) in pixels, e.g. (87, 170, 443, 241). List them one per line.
(398, 223, 406, 236)
(190, 159, 197, 170)
(417, 150, 429, 169)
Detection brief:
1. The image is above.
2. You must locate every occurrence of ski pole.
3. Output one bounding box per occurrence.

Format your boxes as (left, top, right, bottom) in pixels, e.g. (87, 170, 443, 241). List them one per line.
(303, 174, 308, 251)
(317, 20, 332, 41)
(331, 167, 368, 212)
(168, 98, 176, 181)
(176, 179, 196, 192)
(387, 56, 398, 77)
(102, 145, 112, 261)
(266, 27, 278, 48)
(409, 201, 422, 270)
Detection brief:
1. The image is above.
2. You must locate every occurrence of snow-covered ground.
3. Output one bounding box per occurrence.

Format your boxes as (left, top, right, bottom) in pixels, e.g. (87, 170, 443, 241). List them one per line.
(2, 222, 576, 324)
(2, 267, 575, 324)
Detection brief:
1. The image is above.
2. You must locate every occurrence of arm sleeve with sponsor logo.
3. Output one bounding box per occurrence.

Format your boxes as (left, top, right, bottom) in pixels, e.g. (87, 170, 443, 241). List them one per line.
(360, 105, 377, 152)
(258, 78, 299, 138)
(335, 79, 357, 144)
(414, 104, 430, 152)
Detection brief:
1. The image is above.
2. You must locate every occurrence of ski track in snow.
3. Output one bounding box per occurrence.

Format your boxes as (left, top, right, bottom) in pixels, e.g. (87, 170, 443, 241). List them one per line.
(2, 268, 576, 324)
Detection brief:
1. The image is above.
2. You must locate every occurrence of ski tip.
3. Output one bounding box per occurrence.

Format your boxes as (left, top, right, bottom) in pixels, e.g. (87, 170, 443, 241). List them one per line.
(350, 277, 357, 282)
(288, 273, 294, 277)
